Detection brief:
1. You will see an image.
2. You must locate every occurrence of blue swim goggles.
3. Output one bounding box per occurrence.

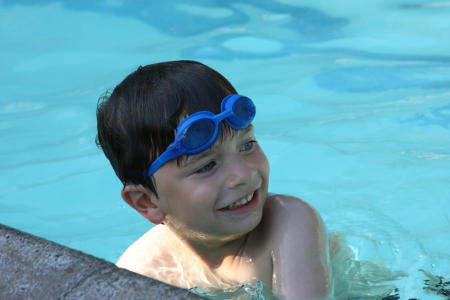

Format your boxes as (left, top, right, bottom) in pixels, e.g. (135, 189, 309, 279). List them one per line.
(147, 94, 256, 176)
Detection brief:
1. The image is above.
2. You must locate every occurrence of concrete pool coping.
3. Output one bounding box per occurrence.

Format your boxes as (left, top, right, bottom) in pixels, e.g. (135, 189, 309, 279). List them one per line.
(0, 224, 204, 300)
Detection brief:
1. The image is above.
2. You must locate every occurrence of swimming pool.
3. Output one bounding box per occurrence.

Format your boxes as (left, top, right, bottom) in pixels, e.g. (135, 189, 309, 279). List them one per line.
(0, 0, 449, 298)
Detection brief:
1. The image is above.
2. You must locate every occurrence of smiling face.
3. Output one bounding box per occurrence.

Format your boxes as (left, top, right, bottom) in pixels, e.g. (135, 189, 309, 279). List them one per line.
(152, 125, 269, 243)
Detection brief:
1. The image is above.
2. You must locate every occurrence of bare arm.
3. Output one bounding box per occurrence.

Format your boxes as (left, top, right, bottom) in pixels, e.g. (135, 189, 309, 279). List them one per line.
(266, 195, 331, 300)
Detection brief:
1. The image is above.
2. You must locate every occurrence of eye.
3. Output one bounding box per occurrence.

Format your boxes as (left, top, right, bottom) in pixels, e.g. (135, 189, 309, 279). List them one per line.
(195, 161, 216, 174)
(240, 140, 256, 152)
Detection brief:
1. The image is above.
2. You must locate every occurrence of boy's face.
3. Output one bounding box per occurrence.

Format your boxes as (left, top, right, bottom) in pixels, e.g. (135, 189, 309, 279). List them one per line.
(153, 125, 269, 242)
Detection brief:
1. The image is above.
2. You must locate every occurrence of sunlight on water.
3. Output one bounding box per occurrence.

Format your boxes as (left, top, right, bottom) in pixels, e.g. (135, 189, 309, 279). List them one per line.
(191, 279, 279, 300)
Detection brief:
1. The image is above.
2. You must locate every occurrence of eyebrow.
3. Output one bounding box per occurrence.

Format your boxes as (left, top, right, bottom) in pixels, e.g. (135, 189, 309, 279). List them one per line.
(181, 125, 254, 167)
(240, 124, 254, 136)
(182, 147, 215, 167)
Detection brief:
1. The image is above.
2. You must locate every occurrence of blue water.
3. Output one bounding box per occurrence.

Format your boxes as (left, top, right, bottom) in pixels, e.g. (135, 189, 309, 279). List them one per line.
(1, 1, 449, 298)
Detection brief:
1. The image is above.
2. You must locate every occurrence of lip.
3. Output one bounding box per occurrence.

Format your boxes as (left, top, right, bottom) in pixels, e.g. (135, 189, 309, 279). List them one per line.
(218, 189, 259, 214)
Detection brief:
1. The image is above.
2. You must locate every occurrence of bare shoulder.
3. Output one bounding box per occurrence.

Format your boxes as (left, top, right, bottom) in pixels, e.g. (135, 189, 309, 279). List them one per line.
(248, 194, 322, 255)
(116, 225, 168, 275)
(267, 193, 313, 207)
(265, 194, 321, 224)
(116, 225, 198, 288)
(263, 193, 328, 253)
(264, 194, 331, 298)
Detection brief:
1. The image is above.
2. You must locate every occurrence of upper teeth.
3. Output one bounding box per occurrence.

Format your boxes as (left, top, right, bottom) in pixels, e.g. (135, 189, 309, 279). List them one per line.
(226, 193, 254, 209)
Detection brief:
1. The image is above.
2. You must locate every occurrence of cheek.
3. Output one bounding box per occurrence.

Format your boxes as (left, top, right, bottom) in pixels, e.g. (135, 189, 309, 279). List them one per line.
(169, 177, 220, 214)
(255, 148, 270, 175)
(187, 176, 220, 202)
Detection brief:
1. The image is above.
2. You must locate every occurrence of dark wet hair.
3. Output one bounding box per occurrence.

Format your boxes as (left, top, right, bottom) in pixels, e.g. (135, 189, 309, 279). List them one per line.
(95, 60, 237, 196)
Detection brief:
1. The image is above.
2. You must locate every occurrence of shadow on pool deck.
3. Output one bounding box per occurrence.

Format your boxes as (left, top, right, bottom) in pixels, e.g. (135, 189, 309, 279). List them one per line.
(0, 224, 204, 300)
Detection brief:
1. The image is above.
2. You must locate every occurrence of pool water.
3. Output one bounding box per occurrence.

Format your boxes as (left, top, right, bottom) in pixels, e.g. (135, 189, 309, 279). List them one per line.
(1, 1, 449, 299)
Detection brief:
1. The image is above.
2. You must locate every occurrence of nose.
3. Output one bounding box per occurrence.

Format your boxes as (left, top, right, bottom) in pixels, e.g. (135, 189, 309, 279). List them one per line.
(225, 154, 254, 189)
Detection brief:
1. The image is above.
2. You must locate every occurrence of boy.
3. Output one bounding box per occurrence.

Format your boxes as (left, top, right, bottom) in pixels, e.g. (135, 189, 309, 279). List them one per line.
(96, 61, 330, 299)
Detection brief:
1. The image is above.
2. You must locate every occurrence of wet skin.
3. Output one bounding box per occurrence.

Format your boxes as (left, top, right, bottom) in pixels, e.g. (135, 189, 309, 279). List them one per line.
(118, 127, 331, 299)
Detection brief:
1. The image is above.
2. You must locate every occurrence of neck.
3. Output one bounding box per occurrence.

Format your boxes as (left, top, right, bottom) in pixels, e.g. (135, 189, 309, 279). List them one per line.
(190, 235, 248, 268)
(167, 225, 249, 269)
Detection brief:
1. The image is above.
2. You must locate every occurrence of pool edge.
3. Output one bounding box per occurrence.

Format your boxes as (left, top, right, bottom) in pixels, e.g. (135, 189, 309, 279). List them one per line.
(0, 223, 204, 300)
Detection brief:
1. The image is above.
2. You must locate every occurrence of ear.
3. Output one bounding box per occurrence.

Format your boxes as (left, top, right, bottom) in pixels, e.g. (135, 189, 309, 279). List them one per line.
(121, 185, 165, 225)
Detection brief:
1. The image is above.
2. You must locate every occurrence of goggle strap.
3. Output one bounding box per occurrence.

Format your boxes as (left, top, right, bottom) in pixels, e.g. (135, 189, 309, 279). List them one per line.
(147, 146, 179, 176)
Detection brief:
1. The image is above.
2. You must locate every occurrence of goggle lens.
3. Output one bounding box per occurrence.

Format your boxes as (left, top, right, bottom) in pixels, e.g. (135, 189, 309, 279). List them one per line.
(233, 97, 254, 123)
(182, 118, 215, 149)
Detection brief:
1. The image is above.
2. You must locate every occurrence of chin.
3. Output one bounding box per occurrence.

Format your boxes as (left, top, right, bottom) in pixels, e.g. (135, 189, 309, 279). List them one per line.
(207, 215, 263, 243)
(231, 210, 264, 238)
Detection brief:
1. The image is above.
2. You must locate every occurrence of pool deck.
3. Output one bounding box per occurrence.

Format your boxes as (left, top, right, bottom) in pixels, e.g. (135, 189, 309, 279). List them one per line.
(0, 224, 204, 300)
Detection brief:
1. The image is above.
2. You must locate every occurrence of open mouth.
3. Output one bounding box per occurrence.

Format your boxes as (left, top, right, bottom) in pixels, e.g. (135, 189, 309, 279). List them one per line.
(218, 190, 258, 213)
